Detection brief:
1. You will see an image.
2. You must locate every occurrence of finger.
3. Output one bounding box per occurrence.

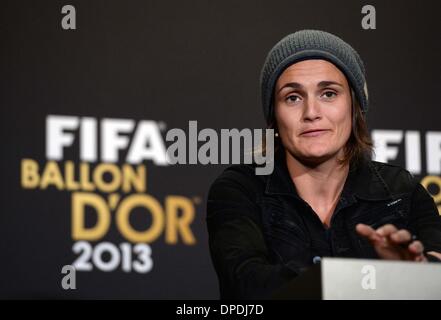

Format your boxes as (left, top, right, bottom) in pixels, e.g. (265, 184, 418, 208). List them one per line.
(389, 229, 412, 244)
(408, 240, 425, 255)
(376, 224, 398, 237)
(356, 223, 383, 243)
(355, 223, 373, 237)
(410, 241, 427, 262)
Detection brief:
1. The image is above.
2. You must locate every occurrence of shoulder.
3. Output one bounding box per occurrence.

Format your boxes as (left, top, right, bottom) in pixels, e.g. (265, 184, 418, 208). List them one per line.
(370, 160, 418, 195)
(207, 164, 267, 202)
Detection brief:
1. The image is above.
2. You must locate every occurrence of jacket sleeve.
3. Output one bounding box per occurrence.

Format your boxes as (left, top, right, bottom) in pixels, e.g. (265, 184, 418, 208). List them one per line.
(410, 182, 441, 262)
(206, 168, 301, 299)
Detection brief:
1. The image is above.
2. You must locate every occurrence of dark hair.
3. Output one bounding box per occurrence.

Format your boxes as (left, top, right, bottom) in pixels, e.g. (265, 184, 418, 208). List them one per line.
(260, 89, 374, 168)
(338, 90, 374, 167)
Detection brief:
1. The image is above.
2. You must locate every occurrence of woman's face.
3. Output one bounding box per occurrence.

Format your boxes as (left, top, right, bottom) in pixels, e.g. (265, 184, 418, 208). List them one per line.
(274, 59, 353, 165)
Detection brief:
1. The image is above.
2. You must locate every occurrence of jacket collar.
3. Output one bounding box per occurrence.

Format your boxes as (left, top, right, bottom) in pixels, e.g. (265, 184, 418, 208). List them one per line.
(264, 149, 394, 202)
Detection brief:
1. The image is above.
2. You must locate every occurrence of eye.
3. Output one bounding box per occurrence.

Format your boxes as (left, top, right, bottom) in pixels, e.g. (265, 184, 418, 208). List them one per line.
(285, 94, 301, 103)
(322, 91, 337, 99)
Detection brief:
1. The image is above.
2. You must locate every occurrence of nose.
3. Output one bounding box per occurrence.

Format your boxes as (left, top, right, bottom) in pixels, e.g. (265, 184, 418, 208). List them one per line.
(303, 96, 321, 122)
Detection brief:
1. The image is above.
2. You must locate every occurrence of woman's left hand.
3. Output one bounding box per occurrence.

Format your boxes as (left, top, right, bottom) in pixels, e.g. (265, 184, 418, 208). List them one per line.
(356, 223, 427, 262)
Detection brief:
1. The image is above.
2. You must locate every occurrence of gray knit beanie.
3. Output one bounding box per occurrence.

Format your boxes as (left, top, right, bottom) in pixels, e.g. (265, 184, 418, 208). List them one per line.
(260, 29, 368, 125)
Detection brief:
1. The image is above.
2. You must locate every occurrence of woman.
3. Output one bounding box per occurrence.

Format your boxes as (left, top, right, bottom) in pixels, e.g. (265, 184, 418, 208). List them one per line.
(206, 30, 441, 299)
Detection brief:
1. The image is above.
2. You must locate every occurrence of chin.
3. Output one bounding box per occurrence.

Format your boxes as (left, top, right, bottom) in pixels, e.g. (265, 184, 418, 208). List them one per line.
(297, 148, 339, 164)
(302, 147, 331, 158)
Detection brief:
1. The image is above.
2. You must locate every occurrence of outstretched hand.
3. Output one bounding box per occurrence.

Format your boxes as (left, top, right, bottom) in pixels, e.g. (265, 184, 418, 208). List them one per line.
(356, 223, 427, 262)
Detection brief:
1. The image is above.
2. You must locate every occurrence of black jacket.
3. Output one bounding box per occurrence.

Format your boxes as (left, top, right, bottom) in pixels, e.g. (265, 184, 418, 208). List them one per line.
(206, 152, 441, 299)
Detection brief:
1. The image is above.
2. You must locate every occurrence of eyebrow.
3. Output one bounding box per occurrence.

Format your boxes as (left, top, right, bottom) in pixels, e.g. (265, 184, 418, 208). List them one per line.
(276, 81, 344, 94)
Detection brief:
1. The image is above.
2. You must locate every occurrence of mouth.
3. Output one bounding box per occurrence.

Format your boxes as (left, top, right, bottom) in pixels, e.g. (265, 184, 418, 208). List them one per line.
(300, 129, 330, 137)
